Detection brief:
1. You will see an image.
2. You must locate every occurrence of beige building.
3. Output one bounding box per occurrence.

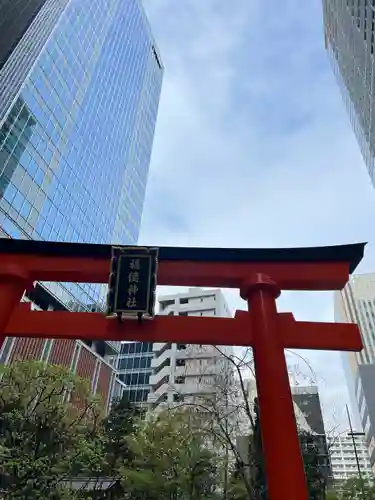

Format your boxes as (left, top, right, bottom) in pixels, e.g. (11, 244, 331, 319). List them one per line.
(334, 273, 375, 473)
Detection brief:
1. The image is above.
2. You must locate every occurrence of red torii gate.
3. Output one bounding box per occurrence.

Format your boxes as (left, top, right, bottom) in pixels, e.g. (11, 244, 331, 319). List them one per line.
(0, 239, 365, 500)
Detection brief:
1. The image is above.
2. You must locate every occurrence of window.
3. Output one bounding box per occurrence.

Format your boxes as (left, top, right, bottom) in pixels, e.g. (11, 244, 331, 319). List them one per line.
(91, 360, 101, 392)
(177, 344, 187, 350)
(180, 298, 189, 304)
(179, 312, 188, 316)
(142, 342, 153, 352)
(176, 359, 185, 367)
(175, 376, 185, 384)
(127, 390, 136, 402)
(2, 218, 20, 238)
(173, 393, 184, 402)
(40, 339, 53, 362)
(0, 338, 14, 363)
(71, 344, 80, 372)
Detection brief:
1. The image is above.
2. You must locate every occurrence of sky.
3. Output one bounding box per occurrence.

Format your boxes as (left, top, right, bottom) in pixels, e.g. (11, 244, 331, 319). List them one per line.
(139, 0, 375, 431)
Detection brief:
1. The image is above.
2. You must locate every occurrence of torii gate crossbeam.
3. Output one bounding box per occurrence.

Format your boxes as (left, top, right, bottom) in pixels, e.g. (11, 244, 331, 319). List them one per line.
(0, 238, 366, 500)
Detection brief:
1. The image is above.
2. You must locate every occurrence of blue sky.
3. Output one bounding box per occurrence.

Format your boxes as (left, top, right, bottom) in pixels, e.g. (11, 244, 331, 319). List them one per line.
(139, 0, 375, 430)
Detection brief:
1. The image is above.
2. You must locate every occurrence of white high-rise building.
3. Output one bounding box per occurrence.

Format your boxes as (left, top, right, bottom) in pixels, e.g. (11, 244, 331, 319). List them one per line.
(334, 273, 375, 473)
(148, 288, 233, 410)
(329, 432, 372, 482)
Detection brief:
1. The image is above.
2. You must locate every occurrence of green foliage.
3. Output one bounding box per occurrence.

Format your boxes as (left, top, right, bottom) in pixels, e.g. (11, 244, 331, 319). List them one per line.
(227, 468, 249, 500)
(0, 360, 103, 499)
(325, 490, 340, 500)
(338, 476, 375, 500)
(102, 394, 142, 471)
(0, 364, 222, 499)
(299, 431, 327, 500)
(252, 398, 267, 500)
(120, 409, 220, 500)
(232, 399, 329, 500)
(85, 394, 143, 499)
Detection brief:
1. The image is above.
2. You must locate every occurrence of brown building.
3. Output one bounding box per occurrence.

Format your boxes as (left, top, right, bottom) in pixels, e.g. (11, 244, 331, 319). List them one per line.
(0, 284, 124, 412)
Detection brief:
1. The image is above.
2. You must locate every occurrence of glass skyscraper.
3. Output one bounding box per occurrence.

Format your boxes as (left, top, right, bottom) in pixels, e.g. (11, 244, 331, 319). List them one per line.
(0, 0, 163, 316)
(323, 1, 375, 185)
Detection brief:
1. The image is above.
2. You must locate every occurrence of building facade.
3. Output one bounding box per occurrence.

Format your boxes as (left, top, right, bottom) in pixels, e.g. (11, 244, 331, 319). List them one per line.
(0, 286, 124, 412)
(245, 379, 332, 482)
(329, 432, 373, 481)
(148, 288, 233, 410)
(334, 273, 375, 472)
(0, 0, 163, 321)
(292, 385, 333, 483)
(245, 379, 326, 434)
(323, 0, 375, 184)
(111, 341, 154, 405)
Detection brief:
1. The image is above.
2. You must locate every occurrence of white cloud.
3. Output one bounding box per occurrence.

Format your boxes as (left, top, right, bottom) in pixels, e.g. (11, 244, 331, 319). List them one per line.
(141, 0, 374, 430)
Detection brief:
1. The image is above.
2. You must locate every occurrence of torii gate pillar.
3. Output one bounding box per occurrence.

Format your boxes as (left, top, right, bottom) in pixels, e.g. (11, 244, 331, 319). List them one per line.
(242, 274, 308, 500)
(0, 265, 31, 347)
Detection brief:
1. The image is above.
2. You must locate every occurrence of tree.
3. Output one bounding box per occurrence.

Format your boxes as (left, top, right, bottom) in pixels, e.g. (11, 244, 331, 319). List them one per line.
(325, 490, 339, 500)
(0, 360, 103, 499)
(102, 394, 143, 472)
(321, 476, 375, 500)
(173, 347, 258, 499)
(119, 409, 220, 499)
(299, 431, 328, 500)
(77, 394, 144, 499)
(251, 398, 267, 500)
(339, 476, 375, 500)
(174, 345, 334, 500)
(227, 467, 248, 500)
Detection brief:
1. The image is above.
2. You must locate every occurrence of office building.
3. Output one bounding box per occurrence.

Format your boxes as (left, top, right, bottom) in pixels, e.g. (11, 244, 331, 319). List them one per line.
(292, 385, 328, 435)
(329, 432, 372, 481)
(0, 0, 163, 361)
(148, 288, 233, 409)
(335, 273, 375, 473)
(110, 341, 154, 405)
(292, 385, 332, 483)
(0, 288, 124, 412)
(245, 379, 325, 433)
(323, 1, 375, 184)
(0, 0, 163, 314)
(245, 380, 332, 481)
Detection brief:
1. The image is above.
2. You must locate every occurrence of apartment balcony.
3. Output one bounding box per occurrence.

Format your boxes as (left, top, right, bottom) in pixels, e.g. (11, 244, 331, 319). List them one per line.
(147, 382, 171, 402)
(151, 348, 172, 368)
(153, 342, 171, 352)
(183, 346, 222, 359)
(149, 365, 172, 386)
(150, 365, 185, 386)
(177, 299, 216, 312)
(178, 382, 219, 396)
